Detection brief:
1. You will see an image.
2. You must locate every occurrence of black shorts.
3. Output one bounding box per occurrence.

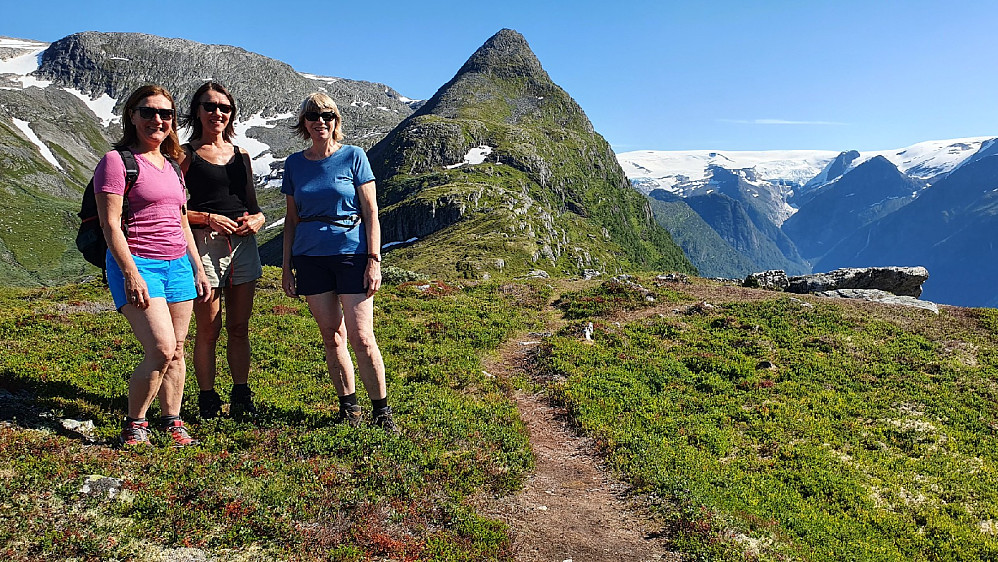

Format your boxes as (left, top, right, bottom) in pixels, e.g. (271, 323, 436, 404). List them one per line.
(292, 254, 367, 296)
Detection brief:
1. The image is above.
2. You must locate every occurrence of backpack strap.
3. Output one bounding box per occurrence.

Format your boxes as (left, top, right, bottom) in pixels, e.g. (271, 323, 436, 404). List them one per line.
(117, 148, 139, 193)
(115, 148, 140, 238)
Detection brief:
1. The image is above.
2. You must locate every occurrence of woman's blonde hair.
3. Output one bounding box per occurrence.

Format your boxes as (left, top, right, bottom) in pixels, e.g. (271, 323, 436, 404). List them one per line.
(114, 84, 183, 160)
(292, 92, 344, 142)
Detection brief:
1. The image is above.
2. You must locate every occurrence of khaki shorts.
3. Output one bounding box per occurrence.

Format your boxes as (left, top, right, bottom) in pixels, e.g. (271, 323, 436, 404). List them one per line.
(193, 228, 263, 288)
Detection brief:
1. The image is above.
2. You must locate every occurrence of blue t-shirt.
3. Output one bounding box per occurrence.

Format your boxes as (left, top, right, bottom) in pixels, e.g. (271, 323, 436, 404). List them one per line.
(281, 145, 376, 256)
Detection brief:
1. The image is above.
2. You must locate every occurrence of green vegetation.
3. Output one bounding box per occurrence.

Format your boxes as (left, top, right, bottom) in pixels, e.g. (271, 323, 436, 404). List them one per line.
(5, 268, 998, 560)
(647, 195, 759, 279)
(0, 268, 547, 560)
(0, 112, 110, 287)
(541, 279, 998, 560)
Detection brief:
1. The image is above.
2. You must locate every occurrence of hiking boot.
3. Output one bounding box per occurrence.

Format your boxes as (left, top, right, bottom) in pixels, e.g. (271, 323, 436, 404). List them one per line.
(229, 385, 258, 417)
(162, 419, 199, 448)
(198, 389, 222, 420)
(372, 407, 400, 436)
(118, 419, 151, 447)
(334, 404, 363, 428)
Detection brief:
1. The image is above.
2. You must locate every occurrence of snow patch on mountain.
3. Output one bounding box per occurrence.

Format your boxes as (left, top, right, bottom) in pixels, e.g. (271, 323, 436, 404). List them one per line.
(300, 72, 339, 83)
(12, 118, 62, 170)
(0, 42, 52, 89)
(64, 88, 119, 126)
(232, 111, 295, 177)
(445, 145, 493, 169)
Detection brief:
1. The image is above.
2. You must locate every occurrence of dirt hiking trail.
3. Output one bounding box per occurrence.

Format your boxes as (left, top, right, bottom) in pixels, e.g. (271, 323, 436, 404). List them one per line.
(481, 294, 681, 561)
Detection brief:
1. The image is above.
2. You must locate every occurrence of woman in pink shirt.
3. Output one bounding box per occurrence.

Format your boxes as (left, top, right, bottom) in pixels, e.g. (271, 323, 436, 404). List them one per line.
(95, 84, 211, 447)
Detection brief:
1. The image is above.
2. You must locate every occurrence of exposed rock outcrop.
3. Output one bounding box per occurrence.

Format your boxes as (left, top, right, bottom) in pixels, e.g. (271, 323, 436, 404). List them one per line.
(787, 266, 929, 298)
(743, 269, 789, 291)
(816, 289, 939, 314)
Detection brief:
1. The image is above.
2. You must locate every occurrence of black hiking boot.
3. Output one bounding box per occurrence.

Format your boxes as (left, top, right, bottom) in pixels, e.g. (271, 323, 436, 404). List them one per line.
(335, 404, 363, 428)
(230, 385, 258, 417)
(198, 390, 222, 420)
(372, 407, 401, 436)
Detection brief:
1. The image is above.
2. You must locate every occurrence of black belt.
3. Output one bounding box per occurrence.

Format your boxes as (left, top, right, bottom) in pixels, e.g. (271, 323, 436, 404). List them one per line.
(298, 214, 361, 229)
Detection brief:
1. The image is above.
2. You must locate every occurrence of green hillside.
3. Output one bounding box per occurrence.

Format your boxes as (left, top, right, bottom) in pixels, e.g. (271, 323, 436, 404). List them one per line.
(369, 30, 694, 279)
(647, 192, 758, 278)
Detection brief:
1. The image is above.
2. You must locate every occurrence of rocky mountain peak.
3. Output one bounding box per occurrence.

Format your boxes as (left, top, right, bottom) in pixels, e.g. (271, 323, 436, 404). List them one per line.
(454, 28, 548, 82)
(410, 28, 590, 133)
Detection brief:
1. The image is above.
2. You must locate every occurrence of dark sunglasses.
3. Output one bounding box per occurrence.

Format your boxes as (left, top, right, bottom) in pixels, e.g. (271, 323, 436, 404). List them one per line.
(304, 111, 336, 122)
(133, 106, 175, 120)
(200, 101, 233, 114)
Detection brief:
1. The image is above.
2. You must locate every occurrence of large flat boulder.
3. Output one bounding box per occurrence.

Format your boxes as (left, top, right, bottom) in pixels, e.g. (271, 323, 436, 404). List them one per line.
(816, 288, 939, 314)
(787, 267, 929, 298)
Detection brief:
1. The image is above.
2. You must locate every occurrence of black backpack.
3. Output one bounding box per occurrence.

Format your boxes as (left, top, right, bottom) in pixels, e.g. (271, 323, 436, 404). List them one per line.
(76, 148, 140, 269)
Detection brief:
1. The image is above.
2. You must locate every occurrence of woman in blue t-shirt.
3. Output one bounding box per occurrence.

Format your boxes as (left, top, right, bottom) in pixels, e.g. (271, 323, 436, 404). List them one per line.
(281, 93, 397, 434)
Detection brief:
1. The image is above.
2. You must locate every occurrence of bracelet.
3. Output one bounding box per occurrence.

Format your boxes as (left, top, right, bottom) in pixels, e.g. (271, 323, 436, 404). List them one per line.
(368, 253, 382, 263)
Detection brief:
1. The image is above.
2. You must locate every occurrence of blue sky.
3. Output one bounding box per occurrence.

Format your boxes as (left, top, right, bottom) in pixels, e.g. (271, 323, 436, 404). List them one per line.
(3, 0, 995, 152)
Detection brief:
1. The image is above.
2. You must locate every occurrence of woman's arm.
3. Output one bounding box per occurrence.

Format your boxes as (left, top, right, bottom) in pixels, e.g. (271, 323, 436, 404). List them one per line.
(281, 194, 300, 298)
(181, 208, 213, 302)
(97, 191, 149, 308)
(357, 180, 381, 297)
(235, 148, 265, 236)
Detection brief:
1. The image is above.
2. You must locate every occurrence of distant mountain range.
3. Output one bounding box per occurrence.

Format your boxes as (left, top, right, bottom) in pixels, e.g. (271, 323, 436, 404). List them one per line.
(618, 138, 998, 306)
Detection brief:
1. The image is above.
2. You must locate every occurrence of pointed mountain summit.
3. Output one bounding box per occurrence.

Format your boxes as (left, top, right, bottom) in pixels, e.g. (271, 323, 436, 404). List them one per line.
(369, 29, 693, 279)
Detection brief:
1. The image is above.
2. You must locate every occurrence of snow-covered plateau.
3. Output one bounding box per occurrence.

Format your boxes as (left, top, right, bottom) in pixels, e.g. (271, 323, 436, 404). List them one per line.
(617, 137, 995, 197)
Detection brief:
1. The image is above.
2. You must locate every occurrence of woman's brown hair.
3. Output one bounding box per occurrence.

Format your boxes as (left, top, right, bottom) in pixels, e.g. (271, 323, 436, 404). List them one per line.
(114, 84, 182, 160)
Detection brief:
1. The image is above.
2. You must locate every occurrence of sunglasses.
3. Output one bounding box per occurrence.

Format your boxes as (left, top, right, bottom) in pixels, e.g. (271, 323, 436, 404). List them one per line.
(133, 107, 175, 120)
(200, 101, 233, 114)
(304, 111, 337, 122)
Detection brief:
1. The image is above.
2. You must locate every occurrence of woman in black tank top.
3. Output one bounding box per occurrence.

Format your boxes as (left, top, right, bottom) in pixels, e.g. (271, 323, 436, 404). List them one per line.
(179, 82, 265, 420)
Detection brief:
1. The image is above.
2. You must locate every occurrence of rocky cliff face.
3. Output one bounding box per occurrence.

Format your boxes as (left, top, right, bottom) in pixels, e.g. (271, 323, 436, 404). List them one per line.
(368, 29, 693, 279)
(36, 32, 413, 152)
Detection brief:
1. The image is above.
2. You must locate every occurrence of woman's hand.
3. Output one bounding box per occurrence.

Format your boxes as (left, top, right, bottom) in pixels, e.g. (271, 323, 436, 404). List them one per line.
(124, 270, 151, 309)
(365, 260, 382, 297)
(195, 269, 213, 303)
(282, 267, 297, 298)
(207, 212, 239, 235)
(234, 212, 265, 236)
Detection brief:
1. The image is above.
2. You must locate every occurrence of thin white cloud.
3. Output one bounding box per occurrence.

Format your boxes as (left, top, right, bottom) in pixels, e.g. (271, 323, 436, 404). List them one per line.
(719, 118, 847, 126)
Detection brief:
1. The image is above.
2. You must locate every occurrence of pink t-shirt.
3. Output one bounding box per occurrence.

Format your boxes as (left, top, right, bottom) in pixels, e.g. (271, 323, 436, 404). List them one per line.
(94, 150, 188, 260)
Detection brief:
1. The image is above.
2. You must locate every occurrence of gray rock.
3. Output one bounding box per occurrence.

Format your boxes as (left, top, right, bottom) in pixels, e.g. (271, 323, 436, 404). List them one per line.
(744, 269, 789, 291)
(80, 475, 124, 499)
(60, 418, 96, 441)
(655, 273, 690, 284)
(816, 288, 939, 314)
(788, 266, 929, 297)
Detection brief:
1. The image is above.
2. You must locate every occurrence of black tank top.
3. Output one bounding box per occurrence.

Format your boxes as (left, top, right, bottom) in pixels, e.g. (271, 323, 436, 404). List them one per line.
(184, 145, 260, 219)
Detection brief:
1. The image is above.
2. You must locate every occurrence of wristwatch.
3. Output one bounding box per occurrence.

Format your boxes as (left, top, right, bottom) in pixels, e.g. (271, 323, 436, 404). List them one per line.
(368, 253, 382, 263)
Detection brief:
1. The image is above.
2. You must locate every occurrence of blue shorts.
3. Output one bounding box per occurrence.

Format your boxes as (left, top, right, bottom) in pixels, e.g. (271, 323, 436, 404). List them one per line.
(292, 254, 367, 296)
(106, 251, 198, 311)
